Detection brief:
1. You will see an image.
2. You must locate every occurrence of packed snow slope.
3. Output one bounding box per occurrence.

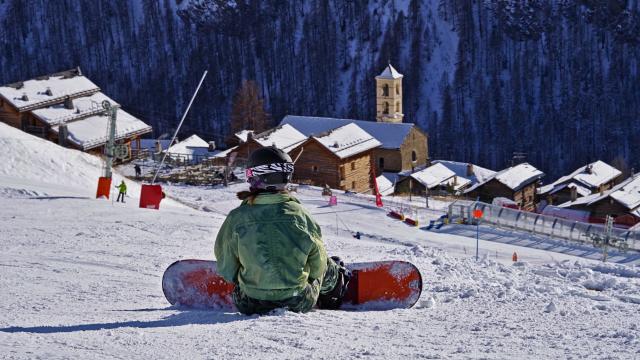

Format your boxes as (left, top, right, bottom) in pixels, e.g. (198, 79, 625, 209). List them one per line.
(1, 125, 640, 359)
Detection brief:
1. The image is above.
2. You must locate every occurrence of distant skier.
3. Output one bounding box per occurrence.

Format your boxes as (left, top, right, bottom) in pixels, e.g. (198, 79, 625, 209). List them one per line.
(116, 180, 127, 203)
(214, 146, 351, 315)
(134, 164, 141, 179)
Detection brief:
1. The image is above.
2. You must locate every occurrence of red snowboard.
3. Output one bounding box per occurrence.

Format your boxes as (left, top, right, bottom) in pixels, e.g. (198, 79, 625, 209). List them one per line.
(162, 259, 422, 311)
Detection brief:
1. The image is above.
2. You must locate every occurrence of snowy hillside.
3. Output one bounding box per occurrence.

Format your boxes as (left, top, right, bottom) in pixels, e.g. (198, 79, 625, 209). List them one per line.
(0, 123, 135, 199)
(1, 124, 639, 358)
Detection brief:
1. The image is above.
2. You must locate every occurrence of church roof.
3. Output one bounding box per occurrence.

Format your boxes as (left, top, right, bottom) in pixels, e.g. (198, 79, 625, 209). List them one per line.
(376, 64, 403, 79)
(280, 115, 415, 150)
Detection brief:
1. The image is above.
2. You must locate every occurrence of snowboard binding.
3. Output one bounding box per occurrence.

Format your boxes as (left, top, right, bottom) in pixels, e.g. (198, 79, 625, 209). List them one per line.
(317, 256, 351, 309)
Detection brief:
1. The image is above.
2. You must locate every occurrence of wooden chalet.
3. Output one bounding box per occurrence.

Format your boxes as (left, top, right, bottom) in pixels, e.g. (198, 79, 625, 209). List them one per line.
(465, 163, 545, 211)
(396, 162, 470, 195)
(232, 124, 307, 164)
(280, 115, 428, 174)
(396, 160, 497, 196)
(538, 160, 622, 206)
(560, 174, 640, 227)
(288, 123, 381, 193)
(0, 68, 152, 159)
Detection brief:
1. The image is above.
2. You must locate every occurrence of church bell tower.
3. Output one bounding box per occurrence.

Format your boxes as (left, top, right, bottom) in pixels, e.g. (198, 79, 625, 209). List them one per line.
(375, 64, 404, 123)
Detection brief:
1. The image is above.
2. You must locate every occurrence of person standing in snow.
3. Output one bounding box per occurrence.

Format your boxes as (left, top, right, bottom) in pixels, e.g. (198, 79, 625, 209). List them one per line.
(116, 180, 127, 203)
(134, 164, 141, 179)
(214, 146, 350, 315)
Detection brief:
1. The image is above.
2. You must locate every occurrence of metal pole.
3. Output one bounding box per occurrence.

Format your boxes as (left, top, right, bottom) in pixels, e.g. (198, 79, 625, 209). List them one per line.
(476, 220, 479, 261)
(425, 187, 429, 208)
(152, 70, 208, 184)
(102, 101, 118, 179)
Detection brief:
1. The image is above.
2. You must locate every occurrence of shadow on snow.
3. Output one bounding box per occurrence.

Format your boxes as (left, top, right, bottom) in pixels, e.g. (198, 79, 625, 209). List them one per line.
(0, 308, 250, 334)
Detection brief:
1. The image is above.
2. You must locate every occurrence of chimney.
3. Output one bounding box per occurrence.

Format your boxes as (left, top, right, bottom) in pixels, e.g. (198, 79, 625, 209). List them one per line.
(453, 175, 458, 186)
(21, 93, 29, 101)
(155, 140, 162, 153)
(466, 163, 473, 177)
(58, 124, 68, 146)
(246, 131, 253, 141)
(208, 141, 216, 152)
(570, 186, 577, 201)
(64, 96, 74, 110)
(45, 87, 53, 96)
(585, 164, 593, 174)
(76, 66, 82, 76)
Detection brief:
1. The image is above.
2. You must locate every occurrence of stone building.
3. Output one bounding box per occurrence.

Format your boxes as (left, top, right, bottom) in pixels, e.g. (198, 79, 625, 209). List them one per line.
(375, 64, 404, 123)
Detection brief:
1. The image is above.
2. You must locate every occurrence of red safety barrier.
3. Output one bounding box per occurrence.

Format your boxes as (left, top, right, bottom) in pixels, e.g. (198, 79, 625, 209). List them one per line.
(404, 217, 419, 227)
(388, 211, 405, 220)
(140, 184, 164, 210)
(96, 177, 112, 199)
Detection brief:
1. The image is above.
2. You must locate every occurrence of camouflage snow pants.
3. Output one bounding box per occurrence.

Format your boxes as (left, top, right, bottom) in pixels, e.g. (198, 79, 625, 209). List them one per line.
(233, 258, 340, 315)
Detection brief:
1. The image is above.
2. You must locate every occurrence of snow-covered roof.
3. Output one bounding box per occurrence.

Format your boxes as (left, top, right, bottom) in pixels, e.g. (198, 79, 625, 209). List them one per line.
(234, 130, 253, 143)
(559, 175, 640, 211)
(281, 115, 416, 150)
(540, 160, 621, 195)
(467, 163, 544, 193)
(549, 182, 591, 197)
(0, 68, 100, 112)
(376, 172, 399, 196)
(494, 163, 544, 191)
(211, 146, 238, 159)
(166, 134, 210, 155)
(410, 163, 471, 190)
(252, 124, 307, 152)
(51, 109, 152, 151)
(610, 175, 640, 210)
(312, 123, 381, 159)
(31, 92, 115, 126)
(376, 64, 403, 79)
(432, 160, 496, 186)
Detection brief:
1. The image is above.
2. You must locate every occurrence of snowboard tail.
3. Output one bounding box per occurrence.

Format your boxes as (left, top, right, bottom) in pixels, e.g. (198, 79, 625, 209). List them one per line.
(162, 259, 422, 311)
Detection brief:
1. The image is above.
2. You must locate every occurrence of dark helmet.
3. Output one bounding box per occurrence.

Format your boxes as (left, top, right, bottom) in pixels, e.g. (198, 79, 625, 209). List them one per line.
(246, 146, 294, 190)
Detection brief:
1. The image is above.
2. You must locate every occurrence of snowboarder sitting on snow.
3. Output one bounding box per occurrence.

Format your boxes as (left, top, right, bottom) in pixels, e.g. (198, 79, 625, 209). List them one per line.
(116, 180, 127, 203)
(214, 146, 351, 315)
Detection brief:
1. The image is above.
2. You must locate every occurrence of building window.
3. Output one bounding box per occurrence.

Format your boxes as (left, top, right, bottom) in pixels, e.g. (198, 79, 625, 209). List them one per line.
(352, 181, 356, 189)
(396, 84, 400, 95)
(351, 162, 356, 170)
(312, 165, 319, 173)
(411, 151, 417, 162)
(379, 157, 384, 170)
(383, 102, 389, 114)
(396, 102, 400, 112)
(383, 84, 389, 96)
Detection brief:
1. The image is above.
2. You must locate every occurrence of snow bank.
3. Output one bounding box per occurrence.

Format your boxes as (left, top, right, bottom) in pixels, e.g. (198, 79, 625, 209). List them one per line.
(0, 122, 140, 200)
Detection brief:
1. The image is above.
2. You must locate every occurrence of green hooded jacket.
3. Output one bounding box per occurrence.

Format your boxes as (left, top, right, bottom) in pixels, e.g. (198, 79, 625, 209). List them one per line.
(214, 193, 328, 301)
(117, 182, 127, 193)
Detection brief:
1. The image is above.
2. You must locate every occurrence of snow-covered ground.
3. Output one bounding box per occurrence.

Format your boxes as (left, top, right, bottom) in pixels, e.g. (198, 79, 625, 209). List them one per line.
(1, 123, 639, 359)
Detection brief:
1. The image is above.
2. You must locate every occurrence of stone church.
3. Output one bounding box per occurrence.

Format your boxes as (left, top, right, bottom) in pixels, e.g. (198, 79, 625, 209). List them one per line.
(281, 64, 429, 175)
